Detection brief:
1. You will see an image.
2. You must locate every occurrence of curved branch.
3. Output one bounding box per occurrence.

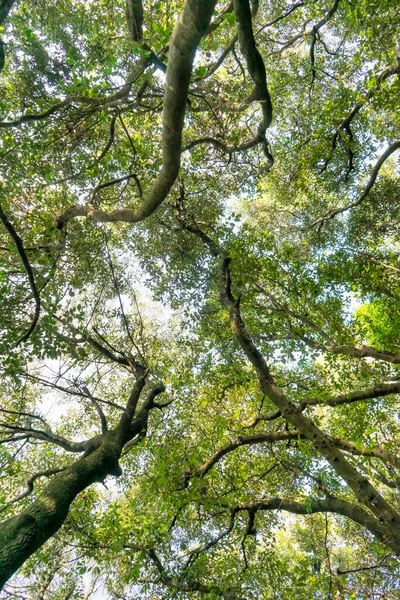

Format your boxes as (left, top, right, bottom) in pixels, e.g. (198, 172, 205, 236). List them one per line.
(234, 0, 272, 135)
(57, 0, 218, 228)
(313, 140, 400, 227)
(0, 421, 91, 453)
(183, 431, 298, 484)
(0, 467, 66, 512)
(0, 100, 72, 128)
(256, 2, 305, 33)
(183, 427, 400, 486)
(278, 0, 340, 54)
(0, 204, 41, 344)
(182, 132, 269, 156)
(192, 34, 238, 83)
(230, 495, 391, 545)
(300, 336, 400, 365)
(206, 1, 233, 35)
(304, 381, 400, 408)
(320, 64, 400, 173)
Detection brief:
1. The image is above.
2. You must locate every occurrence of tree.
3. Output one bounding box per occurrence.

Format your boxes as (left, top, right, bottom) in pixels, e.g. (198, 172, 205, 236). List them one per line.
(0, 0, 399, 597)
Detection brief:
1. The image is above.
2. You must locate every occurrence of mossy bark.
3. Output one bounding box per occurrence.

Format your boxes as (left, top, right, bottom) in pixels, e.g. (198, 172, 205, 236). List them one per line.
(0, 430, 123, 589)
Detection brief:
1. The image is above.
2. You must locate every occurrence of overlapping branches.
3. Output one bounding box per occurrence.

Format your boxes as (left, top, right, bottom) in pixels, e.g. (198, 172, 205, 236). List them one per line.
(0, 326, 167, 588)
(313, 140, 400, 228)
(178, 218, 400, 554)
(320, 64, 400, 175)
(56, 0, 218, 228)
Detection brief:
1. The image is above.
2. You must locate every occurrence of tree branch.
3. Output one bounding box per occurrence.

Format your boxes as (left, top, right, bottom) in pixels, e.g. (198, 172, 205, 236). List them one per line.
(125, 0, 143, 42)
(57, 0, 218, 228)
(0, 204, 41, 344)
(0, 467, 66, 513)
(182, 221, 400, 554)
(304, 381, 400, 408)
(230, 495, 391, 546)
(300, 336, 400, 365)
(313, 140, 400, 228)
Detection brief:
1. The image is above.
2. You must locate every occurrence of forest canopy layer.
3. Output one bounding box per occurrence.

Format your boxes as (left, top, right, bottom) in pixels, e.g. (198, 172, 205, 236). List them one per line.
(0, 0, 400, 598)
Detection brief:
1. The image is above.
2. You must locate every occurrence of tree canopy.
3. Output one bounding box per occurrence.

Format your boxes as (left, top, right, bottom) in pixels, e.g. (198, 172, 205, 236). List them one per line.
(0, 0, 400, 598)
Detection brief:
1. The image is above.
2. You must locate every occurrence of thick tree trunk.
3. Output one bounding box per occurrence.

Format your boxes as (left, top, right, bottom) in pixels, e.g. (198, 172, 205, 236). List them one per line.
(0, 430, 123, 589)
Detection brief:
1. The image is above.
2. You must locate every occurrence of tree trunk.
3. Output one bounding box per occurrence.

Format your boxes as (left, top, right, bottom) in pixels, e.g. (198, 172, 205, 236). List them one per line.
(0, 430, 123, 589)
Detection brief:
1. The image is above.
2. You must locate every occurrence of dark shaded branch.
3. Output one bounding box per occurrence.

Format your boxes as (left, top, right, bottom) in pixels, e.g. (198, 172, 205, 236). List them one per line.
(0, 204, 41, 344)
(182, 132, 269, 156)
(183, 431, 298, 483)
(321, 64, 400, 173)
(0, 1, 18, 71)
(278, 0, 340, 54)
(257, 2, 305, 32)
(23, 372, 125, 412)
(56, 318, 133, 369)
(0, 99, 91, 129)
(90, 173, 141, 200)
(313, 140, 400, 227)
(0, 408, 47, 427)
(125, 0, 143, 41)
(0, 0, 15, 25)
(337, 554, 390, 575)
(245, 409, 281, 427)
(192, 35, 238, 83)
(308, 0, 341, 83)
(0, 434, 29, 446)
(233, 0, 273, 145)
(81, 386, 108, 434)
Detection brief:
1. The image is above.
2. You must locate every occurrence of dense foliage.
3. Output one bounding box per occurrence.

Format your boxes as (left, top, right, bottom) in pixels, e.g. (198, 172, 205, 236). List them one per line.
(0, 0, 400, 597)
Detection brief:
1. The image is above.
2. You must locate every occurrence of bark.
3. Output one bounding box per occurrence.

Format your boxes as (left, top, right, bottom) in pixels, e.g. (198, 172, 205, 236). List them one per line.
(233, 0, 272, 130)
(57, 0, 217, 228)
(231, 496, 392, 545)
(125, 0, 143, 41)
(0, 430, 123, 588)
(180, 223, 400, 555)
(0, 377, 163, 589)
(220, 259, 400, 553)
